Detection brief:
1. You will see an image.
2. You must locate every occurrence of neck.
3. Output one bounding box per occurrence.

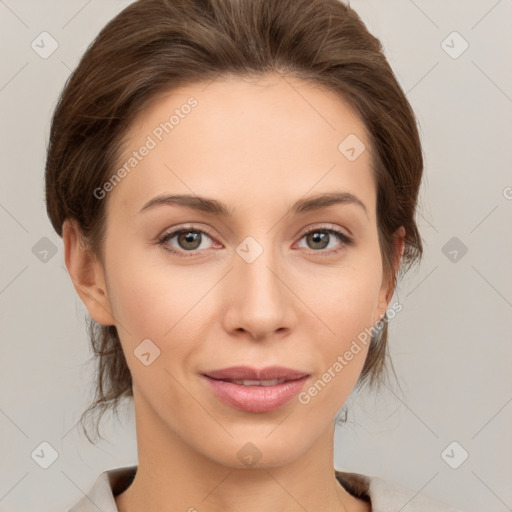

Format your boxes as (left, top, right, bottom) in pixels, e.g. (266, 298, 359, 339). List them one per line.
(115, 390, 368, 512)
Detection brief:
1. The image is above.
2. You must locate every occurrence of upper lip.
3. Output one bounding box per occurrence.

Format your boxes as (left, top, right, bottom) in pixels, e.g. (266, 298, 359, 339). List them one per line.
(203, 366, 310, 381)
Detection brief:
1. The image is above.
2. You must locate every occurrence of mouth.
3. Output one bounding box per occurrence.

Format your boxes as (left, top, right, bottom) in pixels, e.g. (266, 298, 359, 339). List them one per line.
(200, 369, 310, 413)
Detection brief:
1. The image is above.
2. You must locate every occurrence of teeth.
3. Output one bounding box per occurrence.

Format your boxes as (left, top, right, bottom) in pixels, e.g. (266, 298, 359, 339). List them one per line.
(230, 379, 287, 386)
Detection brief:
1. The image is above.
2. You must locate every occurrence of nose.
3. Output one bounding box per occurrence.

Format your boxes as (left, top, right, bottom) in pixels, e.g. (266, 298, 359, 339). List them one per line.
(222, 239, 296, 341)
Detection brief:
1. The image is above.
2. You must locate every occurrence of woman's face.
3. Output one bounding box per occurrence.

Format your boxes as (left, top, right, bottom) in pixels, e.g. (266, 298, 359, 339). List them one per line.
(82, 73, 398, 467)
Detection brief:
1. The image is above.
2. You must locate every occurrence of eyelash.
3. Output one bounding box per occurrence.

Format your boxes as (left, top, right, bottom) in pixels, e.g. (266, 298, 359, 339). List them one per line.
(157, 225, 353, 258)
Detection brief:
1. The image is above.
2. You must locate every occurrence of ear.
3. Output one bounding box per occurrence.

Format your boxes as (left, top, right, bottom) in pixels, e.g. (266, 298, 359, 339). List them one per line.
(373, 226, 405, 325)
(62, 218, 115, 326)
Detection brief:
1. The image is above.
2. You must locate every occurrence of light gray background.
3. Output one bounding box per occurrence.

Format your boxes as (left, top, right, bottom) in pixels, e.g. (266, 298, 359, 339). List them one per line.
(0, 1, 511, 511)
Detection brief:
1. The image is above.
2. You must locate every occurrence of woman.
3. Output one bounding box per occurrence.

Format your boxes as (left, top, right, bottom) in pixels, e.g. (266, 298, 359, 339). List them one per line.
(45, 0, 464, 510)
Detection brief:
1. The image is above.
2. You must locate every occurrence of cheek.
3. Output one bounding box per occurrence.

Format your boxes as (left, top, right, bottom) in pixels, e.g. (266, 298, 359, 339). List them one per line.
(324, 271, 381, 331)
(104, 234, 383, 391)
(104, 246, 215, 368)
(106, 259, 199, 335)
(300, 254, 383, 400)
(303, 249, 383, 338)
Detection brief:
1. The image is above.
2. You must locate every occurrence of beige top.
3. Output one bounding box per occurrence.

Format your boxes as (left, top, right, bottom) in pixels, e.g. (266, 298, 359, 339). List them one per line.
(68, 465, 464, 512)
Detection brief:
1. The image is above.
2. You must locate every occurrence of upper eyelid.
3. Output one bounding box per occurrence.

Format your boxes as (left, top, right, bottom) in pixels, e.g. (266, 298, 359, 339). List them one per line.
(302, 224, 350, 237)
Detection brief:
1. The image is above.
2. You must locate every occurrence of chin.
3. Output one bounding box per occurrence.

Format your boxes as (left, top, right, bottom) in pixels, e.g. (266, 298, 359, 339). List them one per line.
(196, 430, 313, 470)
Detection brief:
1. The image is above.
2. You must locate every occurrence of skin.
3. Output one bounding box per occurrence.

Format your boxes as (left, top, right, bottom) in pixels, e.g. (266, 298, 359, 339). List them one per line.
(63, 73, 404, 512)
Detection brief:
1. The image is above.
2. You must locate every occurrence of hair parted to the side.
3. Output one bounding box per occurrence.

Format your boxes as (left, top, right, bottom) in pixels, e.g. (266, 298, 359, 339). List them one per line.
(45, 0, 423, 443)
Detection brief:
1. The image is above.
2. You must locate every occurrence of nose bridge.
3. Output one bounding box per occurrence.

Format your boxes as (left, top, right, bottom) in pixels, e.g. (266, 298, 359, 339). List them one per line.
(227, 233, 292, 337)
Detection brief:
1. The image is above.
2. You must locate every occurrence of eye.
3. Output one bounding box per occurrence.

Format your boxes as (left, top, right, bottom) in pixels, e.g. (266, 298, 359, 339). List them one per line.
(296, 226, 353, 255)
(158, 226, 218, 256)
(158, 224, 353, 258)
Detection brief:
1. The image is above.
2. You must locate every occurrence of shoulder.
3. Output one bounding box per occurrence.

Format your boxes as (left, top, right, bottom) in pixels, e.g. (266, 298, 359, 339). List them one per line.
(335, 469, 466, 512)
(67, 465, 137, 512)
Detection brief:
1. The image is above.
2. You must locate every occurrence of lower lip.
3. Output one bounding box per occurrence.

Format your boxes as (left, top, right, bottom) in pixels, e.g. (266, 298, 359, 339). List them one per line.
(201, 375, 309, 413)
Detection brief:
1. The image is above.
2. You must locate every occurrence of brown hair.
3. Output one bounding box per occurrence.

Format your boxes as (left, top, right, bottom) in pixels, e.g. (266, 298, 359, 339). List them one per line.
(45, 0, 423, 442)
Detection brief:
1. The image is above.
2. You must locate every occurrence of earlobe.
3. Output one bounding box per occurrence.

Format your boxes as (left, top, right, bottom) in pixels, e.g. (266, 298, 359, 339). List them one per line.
(62, 218, 115, 326)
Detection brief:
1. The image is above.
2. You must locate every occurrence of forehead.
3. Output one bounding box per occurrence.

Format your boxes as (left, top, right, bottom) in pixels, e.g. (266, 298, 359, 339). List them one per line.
(107, 73, 376, 219)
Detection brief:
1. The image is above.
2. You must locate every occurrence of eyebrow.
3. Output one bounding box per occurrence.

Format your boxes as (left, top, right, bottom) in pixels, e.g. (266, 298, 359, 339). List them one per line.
(139, 191, 368, 218)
